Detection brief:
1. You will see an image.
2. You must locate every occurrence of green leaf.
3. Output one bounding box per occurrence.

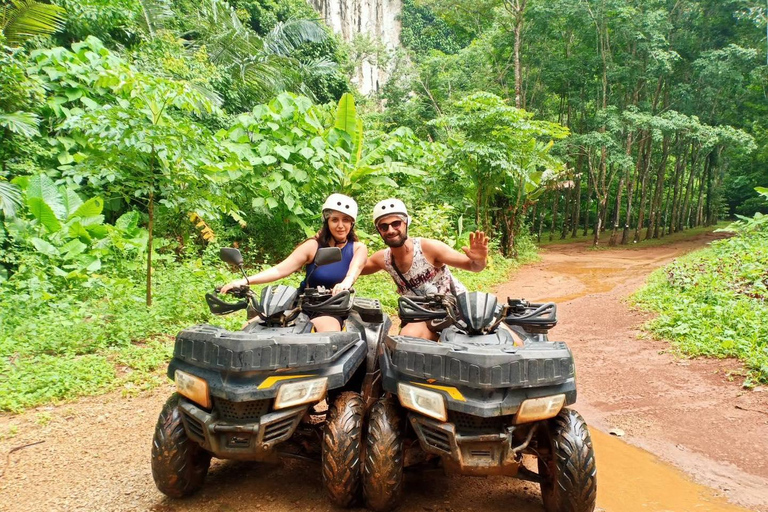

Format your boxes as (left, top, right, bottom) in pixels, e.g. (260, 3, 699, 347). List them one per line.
(60, 239, 87, 259)
(60, 188, 84, 218)
(115, 211, 140, 234)
(26, 174, 66, 220)
(274, 145, 292, 159)
(71, 197, 104, 219)
(27, 197, 62, 233)
(68, 221, 93, 242)
(334, 93, 357, 137)
(30, 237, 59, 257)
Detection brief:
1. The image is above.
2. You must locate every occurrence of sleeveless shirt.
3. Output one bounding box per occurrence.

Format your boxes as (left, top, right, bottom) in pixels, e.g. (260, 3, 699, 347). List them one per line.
(383, 238, 467, 296)
(303, 241, 355, 289)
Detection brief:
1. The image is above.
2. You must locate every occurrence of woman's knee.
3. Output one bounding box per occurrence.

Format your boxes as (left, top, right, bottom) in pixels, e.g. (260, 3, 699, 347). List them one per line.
(400, 321, 438, 341)
(311, 316, 342, 332)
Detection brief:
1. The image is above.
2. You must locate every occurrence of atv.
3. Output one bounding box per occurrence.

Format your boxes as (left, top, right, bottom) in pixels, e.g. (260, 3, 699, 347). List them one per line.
(362, 291, 597, 512)
(151, 247, 390, 507)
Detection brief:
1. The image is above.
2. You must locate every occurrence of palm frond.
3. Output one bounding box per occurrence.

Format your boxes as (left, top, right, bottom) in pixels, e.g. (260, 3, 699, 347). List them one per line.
(136, 0, 173, 38)
(1, 0, 65, 47)
(297, 56, 338, 77)
(264, 19, 327, 57)
(0, 111, 40, 138)
(0, 181, 23, 218)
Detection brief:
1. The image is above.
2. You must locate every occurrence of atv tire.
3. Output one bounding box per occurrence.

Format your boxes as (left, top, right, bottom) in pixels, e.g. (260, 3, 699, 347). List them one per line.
(538, 408, 597, 512)
(322, 391, 365, 507)
(363, 396, 404, 512)
(151, 394, 211, 498)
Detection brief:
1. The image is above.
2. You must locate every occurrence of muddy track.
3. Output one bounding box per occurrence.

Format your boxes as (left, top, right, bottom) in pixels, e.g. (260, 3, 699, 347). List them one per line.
(1, 232, 767, 512)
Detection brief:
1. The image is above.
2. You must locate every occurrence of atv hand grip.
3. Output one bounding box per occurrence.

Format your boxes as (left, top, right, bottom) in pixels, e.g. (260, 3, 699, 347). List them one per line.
(205, 292, 248, 316)
(301, 289, 352, 315)
(398, 295, 448, 322)
(504, 301, 557, 328)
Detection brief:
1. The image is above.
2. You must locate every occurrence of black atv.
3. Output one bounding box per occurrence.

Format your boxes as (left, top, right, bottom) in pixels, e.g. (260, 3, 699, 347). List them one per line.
(151, 247, 390, 507)
(362, 292, 597, 512)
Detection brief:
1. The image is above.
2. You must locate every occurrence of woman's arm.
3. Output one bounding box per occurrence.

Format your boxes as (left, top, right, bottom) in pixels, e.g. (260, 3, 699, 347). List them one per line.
(332, 242, 369, 295)
(220, 240, 318, 294)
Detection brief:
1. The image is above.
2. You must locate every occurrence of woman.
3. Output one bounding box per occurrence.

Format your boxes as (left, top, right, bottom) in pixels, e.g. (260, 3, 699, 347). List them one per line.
(220, 194, 367, 332)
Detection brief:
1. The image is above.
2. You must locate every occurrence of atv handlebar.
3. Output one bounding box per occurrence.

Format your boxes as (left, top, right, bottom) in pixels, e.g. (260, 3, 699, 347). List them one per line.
(503, 299, 557, 330)
(301, 288, 353, 315)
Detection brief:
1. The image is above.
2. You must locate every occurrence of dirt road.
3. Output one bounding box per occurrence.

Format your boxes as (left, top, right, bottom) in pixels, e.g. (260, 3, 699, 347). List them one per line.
(1, 232, 767, 512)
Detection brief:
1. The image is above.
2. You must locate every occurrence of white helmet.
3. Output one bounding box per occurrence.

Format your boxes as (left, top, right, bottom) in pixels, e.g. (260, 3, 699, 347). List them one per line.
(322, 193, 358, 221)
(373, 198, 410, 225)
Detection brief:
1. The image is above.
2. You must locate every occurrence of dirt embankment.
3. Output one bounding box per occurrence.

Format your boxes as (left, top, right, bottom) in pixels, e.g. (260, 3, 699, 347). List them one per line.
(1, 231, 766, 512)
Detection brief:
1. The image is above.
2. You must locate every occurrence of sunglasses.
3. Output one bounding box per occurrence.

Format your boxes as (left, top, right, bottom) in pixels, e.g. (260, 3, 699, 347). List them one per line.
(376, 219, 404, 233)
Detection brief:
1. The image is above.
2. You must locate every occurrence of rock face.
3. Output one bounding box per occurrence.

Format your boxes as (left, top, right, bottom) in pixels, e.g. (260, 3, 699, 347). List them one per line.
(308, 0, 402, 95)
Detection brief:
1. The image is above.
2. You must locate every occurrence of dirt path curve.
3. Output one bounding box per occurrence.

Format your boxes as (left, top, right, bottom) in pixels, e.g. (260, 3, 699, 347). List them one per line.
(1, 232, 767, 512)
(495, 232, 768, 512)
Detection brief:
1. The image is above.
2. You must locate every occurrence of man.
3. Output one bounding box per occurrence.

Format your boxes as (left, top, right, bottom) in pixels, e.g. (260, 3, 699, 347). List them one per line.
(362, 198, 488, 340)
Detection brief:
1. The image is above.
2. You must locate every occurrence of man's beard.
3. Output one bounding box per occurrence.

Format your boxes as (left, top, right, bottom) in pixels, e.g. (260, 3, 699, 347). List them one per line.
(382, 232, 408, 248)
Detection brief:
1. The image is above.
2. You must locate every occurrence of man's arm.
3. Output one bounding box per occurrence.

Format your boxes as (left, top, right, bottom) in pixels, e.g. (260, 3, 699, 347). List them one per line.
(423, 231, 488, 272)
(360, 249, 386, 275)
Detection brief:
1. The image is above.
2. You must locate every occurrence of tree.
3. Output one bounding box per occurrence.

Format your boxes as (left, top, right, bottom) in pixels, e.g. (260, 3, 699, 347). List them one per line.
(59, 38, 242, 305)
(430, 92, 568, 256)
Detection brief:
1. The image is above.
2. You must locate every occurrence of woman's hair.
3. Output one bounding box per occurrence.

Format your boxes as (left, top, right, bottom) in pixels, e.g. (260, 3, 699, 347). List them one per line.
(314, 217, 358, 247)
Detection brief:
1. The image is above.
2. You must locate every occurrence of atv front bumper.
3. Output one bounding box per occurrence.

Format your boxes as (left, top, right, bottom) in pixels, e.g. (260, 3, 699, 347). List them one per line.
(409, 414, 534, 477)
(178, 396, 308, 461)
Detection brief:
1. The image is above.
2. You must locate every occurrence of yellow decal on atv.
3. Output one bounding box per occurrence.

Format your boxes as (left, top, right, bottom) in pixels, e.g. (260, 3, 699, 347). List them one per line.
(413, 382, 466, 401)
(257, 375, 313, 389)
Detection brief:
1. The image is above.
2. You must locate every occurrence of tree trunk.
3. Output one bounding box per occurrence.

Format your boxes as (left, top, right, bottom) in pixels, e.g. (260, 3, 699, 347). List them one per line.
(633, 139, 654, 243)
(680, 143, 700, 230)
(646, 135, 670, 240)
(571, 173, 582, 238)
(549, 191, 559, 241)
(560, 185, 572, 239)
(146, 188, 154, 307)
(608, 174, 624, 246)
(583, 169, 592, 236)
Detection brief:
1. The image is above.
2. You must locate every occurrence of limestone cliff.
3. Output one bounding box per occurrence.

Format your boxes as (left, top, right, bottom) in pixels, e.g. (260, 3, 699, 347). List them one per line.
(308, 0, 402, 95)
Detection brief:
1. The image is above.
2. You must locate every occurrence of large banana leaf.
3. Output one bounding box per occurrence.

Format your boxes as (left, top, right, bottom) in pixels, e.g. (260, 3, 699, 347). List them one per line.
(334, 93, 357, 137)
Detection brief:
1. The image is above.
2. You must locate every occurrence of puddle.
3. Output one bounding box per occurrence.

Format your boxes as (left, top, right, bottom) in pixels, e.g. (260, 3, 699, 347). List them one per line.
(591, 428, 750, 512)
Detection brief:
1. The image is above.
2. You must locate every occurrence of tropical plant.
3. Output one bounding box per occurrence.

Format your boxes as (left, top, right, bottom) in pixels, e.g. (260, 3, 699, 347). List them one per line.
(0, 0, 65, 46)
(328, 92, 424, 196)
(54, 37, 243, 305)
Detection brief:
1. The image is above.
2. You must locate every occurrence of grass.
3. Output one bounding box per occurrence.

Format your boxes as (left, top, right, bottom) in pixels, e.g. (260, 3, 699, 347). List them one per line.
(0, 246, 529, 413)
(536, 222, 729, 249)
(631, 230, 768, 386)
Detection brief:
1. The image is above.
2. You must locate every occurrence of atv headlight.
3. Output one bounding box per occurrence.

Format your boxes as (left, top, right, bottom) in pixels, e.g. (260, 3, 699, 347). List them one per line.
(274, 378, 328, 410)
(175, 370, 211, 409)
(397, 383, 447, 422)
(514, 394, 565, 424)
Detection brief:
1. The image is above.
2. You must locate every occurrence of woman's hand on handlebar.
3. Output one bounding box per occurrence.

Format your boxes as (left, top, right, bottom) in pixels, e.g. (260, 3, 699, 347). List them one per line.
(332, 276, 355, 296)
(220, 279, 247, 295)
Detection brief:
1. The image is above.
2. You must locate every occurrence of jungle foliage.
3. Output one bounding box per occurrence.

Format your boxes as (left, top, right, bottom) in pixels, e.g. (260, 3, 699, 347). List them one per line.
(0, 0, 766, 411)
